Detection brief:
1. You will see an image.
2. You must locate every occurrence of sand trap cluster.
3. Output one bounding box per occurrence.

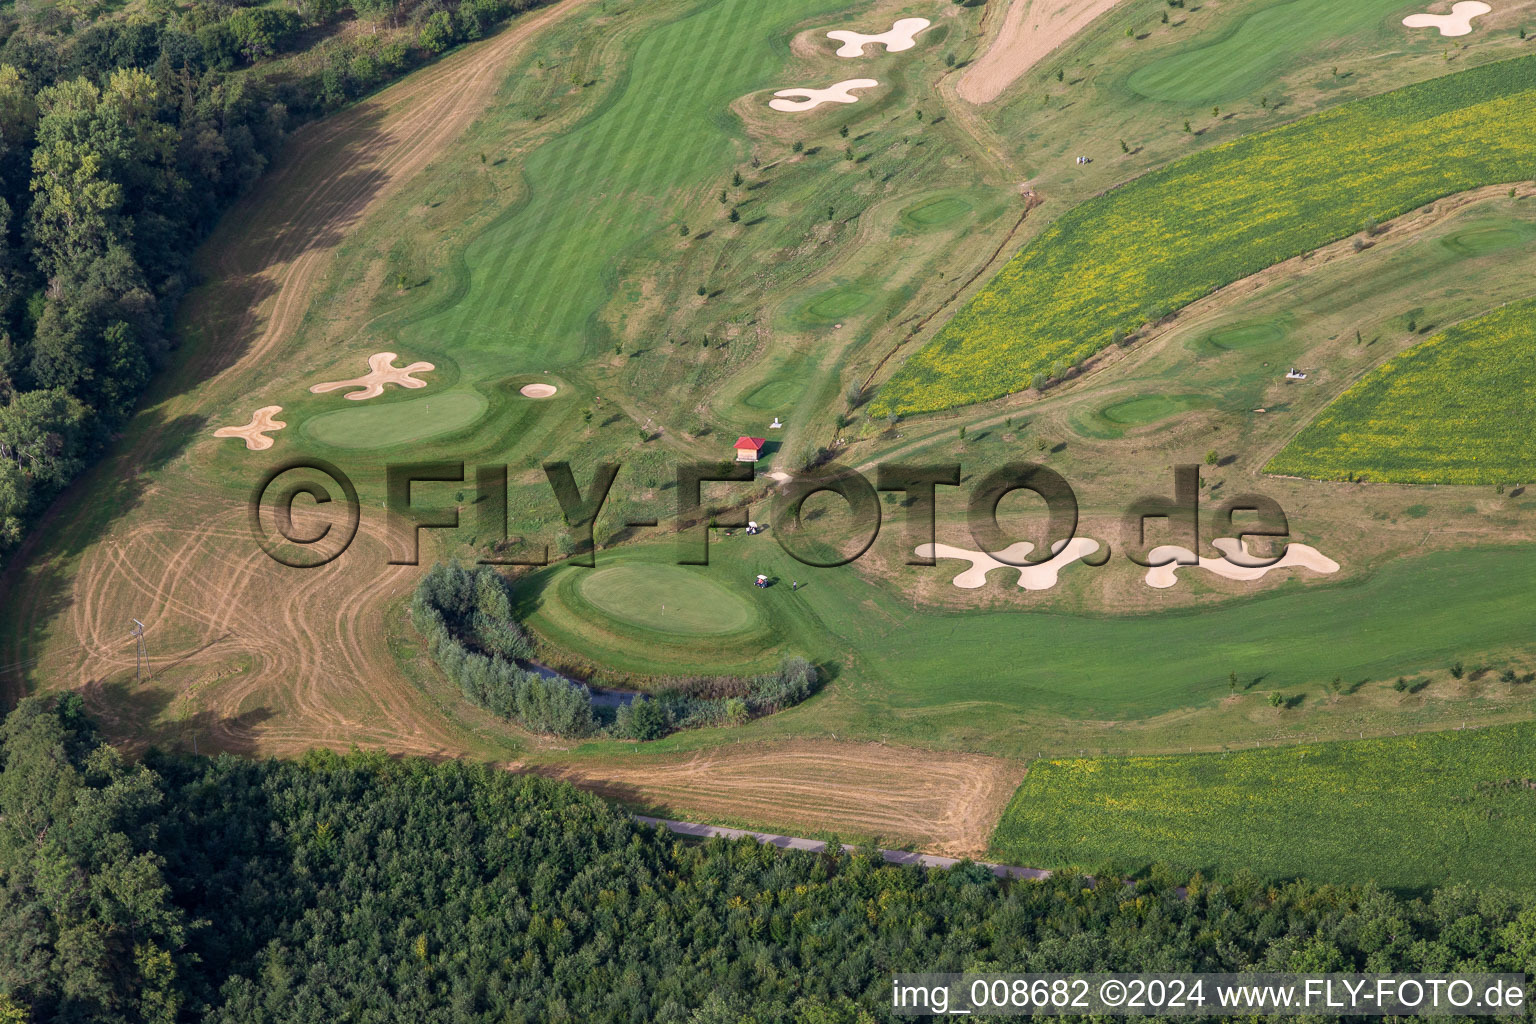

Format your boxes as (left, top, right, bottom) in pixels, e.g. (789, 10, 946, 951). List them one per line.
(520, 383, 558, 398)
(770, 79, 879, 112)
(1143, 538, 1339, 590)
(213, 406, 286, 450)
(828, 17, 930, 56)
(1402, 1, 1491, 35)
(310, 352, 435, 400)
(917, 537, 1100, 591)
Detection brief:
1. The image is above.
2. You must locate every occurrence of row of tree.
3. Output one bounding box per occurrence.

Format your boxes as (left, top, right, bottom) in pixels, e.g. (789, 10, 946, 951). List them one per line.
(411, 561, 599, 736)
(0, 0, 553, 562)
(1, 695, 1534, 1023)
(611, 656, 819, 739)
(412, 562, 821, 740)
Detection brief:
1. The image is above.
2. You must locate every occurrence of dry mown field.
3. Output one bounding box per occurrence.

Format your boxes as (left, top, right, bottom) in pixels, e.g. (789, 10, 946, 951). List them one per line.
(541, 740, 1027, 857)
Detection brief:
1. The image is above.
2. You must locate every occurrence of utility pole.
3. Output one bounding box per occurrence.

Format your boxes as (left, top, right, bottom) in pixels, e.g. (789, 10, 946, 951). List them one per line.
(130, 619, 147, 680)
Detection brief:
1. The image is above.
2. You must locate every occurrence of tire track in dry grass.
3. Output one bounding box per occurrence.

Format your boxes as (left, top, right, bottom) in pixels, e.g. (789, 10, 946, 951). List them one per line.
(3, 1, 595, 759)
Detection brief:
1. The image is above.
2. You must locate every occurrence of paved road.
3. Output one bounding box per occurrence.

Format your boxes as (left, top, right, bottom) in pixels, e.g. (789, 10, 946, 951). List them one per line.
(634, 815, 1052, 881)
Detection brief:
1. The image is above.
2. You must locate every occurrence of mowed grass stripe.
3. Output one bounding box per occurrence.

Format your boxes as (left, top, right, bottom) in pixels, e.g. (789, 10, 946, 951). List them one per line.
(1268, 297, 1536, 484)
(872, 56, 1536, 416)
(1124, 0, 1416, 104)
(990, 723, 1536, 891)
(405, 0, 846, 367)
(527, 540, 1536, 725)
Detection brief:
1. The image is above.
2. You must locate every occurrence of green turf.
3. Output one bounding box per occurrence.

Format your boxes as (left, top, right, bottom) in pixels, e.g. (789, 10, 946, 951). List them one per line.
(990, 722, 1536, 891)
(1099, 393, 1214, 425)
(1267, 296, 1536, 484)
(577, 563, 759, 635)
(899, 193, 973, 229)
(1125, 0, 1417, 105)
(526, 539, 1536, 741)
(1071, 392, 1218, 439)
(394, 0, 849, 372)
(872, 56, 1536, 416)
(743, 378, 805, 411)
(1195, 317, 1289, 353)
(521, 548, 788, 677)
(300, 390, 488, 449)
(800, 283, 875, 322)
(1439, 216, 1536, 256)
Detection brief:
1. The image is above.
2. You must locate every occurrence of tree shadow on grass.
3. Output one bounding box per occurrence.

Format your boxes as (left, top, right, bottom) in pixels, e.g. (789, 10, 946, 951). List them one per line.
(84, 676, 275, 757)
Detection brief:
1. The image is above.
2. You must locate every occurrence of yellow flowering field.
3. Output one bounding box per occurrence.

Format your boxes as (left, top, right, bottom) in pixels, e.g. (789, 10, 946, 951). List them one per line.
(989, 723, 1536, 890)
(872, 56, 1536, 416)
(1267, 297, 1536, 484)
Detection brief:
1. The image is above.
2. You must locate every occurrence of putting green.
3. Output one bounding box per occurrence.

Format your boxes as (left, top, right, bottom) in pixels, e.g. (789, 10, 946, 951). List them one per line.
(744, 378, 805, 410)
(1100, 393, 1214, 425)
(1125, 0, 1411, 104)
(301, 390, 488, 449)
(1440, 218, 1536, 257)
(900, 193, 973, 229)
(801, 284, 873, 322)
(1198, 317, 1284, 354)
(577, 564, 759, 636)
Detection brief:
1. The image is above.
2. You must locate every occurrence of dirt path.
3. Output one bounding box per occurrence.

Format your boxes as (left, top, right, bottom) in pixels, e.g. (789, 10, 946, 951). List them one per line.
(957, 0, 1125, 104)
(634, 814, 1050, 879)
(544, 740, 1027, 858)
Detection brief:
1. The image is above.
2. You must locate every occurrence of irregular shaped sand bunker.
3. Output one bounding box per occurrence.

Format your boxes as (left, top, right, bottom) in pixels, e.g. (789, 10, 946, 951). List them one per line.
(827, 18, 930, 56)
(213, 406, 286, 451)
(1402, 1, 1491, 36)
(916, 537, 1100, 590)
(769, 79, 879, 112)
(1143, 538, 1340, 590)
(519, 383, 558, 398)
(310, 352, 435, 401)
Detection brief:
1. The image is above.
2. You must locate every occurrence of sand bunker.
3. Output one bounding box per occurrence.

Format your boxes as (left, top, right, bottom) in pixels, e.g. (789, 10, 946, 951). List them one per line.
(958, 0, 1125, 104)
(1143, 538, 1339, 589)
(520, 383, 558, 398)
(1402, 1, 1491, 35)
(309, 352, 435, 400)
(770, 79, 879, 112)
(917, 537, 1100, 590)
(828, 18, 930, 56)
(213, 406, 286, 451)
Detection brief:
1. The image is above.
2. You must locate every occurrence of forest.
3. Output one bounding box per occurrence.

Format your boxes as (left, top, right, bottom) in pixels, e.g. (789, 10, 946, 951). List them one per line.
(0, 0, 553, 564)
(1, 694, 1534, 1023)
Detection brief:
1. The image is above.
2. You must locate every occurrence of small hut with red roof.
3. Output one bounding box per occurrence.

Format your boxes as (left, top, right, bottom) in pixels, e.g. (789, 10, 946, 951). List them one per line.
(733, 436, 767, 462)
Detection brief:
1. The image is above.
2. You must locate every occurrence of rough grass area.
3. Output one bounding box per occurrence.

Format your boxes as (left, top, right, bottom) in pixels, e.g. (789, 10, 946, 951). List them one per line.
(1125, 0, 1421, 104)
(991, 722, 1536, 891)
(1267, 297, 1536, 484)
(873, 55, 1536, 416)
